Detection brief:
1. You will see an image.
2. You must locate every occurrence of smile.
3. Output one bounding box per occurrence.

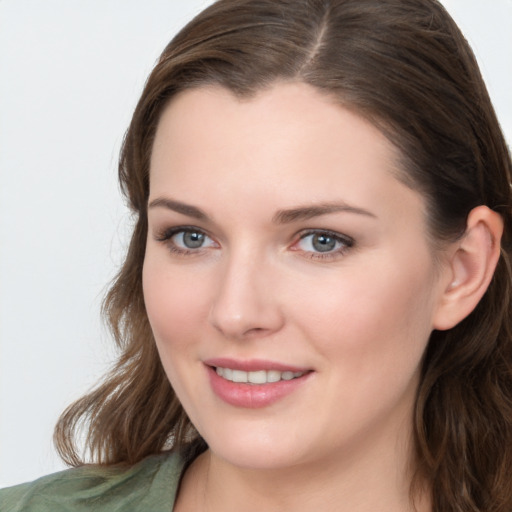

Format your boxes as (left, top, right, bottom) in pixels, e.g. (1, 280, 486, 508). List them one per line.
(215, 367, 306, 384)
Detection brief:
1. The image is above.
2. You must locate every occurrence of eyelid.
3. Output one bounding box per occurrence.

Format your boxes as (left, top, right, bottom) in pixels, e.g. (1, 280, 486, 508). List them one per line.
(298, 228, 354, 244)
(154, 225, 209, 240)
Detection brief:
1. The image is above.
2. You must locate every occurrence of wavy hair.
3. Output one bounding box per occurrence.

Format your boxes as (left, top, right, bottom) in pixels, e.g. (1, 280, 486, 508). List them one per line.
(54, 0, 512, 509)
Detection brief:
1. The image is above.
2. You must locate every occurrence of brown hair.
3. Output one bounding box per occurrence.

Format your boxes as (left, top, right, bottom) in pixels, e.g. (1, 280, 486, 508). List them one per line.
(54, 0, 512, 509)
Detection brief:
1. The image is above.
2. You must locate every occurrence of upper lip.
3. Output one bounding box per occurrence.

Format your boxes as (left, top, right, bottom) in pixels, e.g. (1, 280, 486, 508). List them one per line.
(204, 357, 311, 373)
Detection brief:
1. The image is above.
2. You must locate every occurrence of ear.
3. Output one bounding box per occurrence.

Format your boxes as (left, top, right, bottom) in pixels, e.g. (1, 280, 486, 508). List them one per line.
(433, 205, 504, 331)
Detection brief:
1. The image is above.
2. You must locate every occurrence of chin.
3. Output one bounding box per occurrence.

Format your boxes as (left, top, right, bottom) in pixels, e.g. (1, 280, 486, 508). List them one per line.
(197, 419, 314, 471)
(211, 443, 303, 471)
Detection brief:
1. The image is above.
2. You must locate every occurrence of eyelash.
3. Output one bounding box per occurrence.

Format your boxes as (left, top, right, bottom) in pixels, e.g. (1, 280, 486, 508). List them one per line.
(154, 226, 355, 260)
(154, 226, 217, 256)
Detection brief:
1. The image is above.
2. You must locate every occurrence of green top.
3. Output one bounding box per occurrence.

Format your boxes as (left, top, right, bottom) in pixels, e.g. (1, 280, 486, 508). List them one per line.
(0, 452, 185, 512)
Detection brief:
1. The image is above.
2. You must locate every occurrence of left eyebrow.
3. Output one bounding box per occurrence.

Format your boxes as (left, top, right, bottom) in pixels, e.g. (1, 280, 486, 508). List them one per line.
(272, 202, 377, 224)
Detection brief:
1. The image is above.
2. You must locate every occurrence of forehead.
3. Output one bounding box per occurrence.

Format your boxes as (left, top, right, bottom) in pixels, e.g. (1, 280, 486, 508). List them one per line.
(149, 82, 424, 225)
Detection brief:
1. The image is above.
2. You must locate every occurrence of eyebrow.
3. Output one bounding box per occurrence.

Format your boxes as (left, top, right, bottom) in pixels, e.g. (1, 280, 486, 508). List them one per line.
(148, 197, 208, 220)
(272, 202, 377, 224)
(148, 197, 376, 223)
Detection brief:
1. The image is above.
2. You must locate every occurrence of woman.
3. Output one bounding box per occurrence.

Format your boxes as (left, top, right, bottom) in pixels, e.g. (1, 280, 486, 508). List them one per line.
(2, 0, 512, 510)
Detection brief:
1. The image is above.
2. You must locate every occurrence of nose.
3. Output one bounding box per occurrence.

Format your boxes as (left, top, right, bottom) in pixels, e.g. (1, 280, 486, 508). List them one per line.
(208, 251, 285, 340)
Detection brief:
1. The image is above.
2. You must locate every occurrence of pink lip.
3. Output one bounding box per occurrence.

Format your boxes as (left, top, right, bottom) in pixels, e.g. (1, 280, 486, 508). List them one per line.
(204, 357, 309, 373)
(204, 358, 313, 409)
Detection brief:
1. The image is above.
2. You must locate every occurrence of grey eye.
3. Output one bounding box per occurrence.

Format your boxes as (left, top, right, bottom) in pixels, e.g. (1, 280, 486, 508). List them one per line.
(310, 233, 337, 252)
(171, 230, 210, 249)
(298, 233, 340, 253)
(181, 231, 206, 249)
(295, 230, 353, 255)
(159, 227, 217, 254)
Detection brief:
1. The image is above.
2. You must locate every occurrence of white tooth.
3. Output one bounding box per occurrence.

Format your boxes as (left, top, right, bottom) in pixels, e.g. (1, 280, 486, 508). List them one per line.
(217, 367, 305, 383)
(232, 370, 248, 383)
(267, 370, 281, 383)
(248, 370, 267, 384)
(267, 370, 281, 382)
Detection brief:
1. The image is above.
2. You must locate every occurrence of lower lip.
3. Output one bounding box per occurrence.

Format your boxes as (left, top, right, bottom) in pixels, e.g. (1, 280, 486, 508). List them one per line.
(206, 366, 311, 408)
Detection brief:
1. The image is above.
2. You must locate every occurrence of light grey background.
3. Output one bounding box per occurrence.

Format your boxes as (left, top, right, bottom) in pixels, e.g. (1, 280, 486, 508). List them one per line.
(1, 0, 511, 488)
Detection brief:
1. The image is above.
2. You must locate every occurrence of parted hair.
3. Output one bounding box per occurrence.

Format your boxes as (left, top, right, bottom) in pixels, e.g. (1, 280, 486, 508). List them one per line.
(54, 0, 512, 509)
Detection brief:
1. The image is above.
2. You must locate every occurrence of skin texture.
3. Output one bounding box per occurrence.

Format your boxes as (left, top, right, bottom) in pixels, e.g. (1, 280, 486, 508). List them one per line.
(142, 82, 499, 511)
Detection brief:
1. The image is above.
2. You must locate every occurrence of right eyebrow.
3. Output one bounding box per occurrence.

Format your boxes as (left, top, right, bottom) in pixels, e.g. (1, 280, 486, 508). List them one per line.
(147, 198, 209, 221)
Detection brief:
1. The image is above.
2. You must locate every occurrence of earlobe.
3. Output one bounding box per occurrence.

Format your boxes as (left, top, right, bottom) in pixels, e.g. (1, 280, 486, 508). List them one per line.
(433, 206, 504, 331)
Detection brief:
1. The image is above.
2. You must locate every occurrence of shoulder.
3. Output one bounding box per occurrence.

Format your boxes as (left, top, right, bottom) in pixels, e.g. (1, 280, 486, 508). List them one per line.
(0, 451, 185, 512)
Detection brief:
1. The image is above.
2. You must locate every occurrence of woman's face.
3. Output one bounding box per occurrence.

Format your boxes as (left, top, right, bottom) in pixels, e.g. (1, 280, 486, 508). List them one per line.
(143, 82, 448, 471)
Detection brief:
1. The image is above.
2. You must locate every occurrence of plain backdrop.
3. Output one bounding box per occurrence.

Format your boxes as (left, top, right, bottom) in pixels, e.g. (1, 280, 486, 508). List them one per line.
(1, 0, 511, 488)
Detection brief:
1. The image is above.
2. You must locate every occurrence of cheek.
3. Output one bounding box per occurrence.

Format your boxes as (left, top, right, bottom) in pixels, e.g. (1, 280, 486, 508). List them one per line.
(292, 257, 436, 370)
(296, 264, 436, 427)
(142, 255, 214, 410)
(142, 255, 210, 351)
